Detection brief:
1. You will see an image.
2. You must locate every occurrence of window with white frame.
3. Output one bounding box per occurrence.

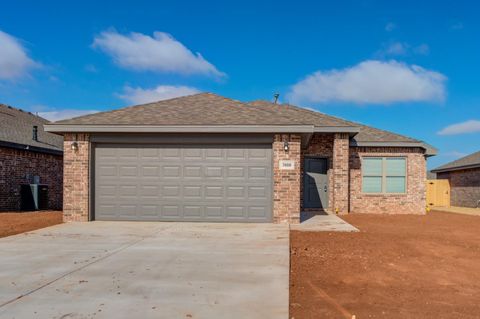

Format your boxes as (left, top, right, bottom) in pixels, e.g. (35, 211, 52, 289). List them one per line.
(362, 157, 406, 193)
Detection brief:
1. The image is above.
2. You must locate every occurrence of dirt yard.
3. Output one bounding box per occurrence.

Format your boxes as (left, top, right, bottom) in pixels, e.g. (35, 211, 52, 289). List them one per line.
(290, 211, 480, 319)
(0, 211, 63, 238)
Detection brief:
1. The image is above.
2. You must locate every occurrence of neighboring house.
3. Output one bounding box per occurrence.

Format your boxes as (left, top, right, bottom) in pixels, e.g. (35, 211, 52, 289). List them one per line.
(44, 93, 435, 223)
(431, 151, 480, 208)
(0, 104, 63, 211)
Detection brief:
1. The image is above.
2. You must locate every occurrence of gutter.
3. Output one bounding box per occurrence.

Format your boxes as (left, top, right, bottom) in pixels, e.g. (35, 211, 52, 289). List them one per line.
(0, 140, 63, 156)
(431, 163, 480, 173)
(44, 124, 317, 133)
(44, 124, 363, 134)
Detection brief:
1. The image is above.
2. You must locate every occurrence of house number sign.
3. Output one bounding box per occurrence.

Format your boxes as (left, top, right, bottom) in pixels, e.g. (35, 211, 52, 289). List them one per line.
(279, 160, 295, 170)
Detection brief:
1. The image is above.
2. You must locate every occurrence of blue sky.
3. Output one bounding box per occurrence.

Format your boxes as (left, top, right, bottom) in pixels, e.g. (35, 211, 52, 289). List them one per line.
(0, 0, 479, 169)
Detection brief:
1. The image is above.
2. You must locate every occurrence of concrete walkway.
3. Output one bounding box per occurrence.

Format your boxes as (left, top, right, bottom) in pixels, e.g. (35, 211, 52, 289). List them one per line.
(431, 206, 480, 216)
(291, 213, 359, 232)
(0, 222, 289, 319)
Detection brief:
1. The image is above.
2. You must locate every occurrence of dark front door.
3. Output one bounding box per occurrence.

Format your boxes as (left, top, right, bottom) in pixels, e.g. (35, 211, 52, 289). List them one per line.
(303, 158, 329, 209)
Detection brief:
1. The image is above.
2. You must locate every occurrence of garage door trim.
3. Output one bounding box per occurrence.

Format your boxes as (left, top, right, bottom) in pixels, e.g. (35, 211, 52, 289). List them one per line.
(90, 135, 274, 222)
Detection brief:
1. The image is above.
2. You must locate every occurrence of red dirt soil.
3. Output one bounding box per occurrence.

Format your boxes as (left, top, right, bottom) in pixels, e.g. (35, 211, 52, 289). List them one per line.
(290, 211, 480, 319)
(0, 211, 63, 238)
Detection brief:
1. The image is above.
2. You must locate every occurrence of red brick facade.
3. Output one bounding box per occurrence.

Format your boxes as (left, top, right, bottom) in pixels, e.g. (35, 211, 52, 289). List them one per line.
(61, 132, 427, 223)
(0, 146, 63, 211)
(332, 133, 350, 213)
(63, 133, 90, 222)
(437, 168, 480, 208)
(273, 134, 301, 223)
(349, 147, 426, 214)
(300, 134, 427, 215)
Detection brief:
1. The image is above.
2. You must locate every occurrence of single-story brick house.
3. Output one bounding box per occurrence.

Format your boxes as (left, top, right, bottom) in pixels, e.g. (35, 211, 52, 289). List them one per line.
(44, 93, 435, 223)
(431, 150, 480, 208)
(0, 104, 63, 211)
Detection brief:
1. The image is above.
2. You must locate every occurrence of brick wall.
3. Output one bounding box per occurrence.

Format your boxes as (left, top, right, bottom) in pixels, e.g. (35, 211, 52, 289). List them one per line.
(0, 146, 63, 211)
(63, 133, 90, 222)
(349, 147, 426, 214)
(437, 168, 480, 207)
(332, 133, 350, 213)
(273, 134, 301, 223)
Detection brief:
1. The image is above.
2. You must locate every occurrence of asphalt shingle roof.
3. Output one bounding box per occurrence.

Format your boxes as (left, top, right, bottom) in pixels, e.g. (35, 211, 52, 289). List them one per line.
(52, 92, 425, 145)
(247, 100, 421, 143)
(432, 150, 480, 172)
(0, 104, 63, 153)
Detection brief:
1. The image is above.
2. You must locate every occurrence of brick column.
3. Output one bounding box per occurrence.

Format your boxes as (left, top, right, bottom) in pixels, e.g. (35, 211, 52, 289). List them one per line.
(273, 134, 301, 224)
(332, 133, 349, 214)
(63, 133, 90, 222)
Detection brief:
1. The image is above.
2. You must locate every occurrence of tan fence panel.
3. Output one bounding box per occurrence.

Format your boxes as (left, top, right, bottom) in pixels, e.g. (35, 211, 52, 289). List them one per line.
(426, 179, 450, 207)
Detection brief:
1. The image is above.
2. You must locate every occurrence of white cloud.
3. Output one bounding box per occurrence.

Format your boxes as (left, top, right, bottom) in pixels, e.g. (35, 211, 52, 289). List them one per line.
(413, 43, 430, 55)
(38, 109, 99, 122)
(0, 30, 39, 80)
(385, 42, 408, 55)
(287, 60, 447, 105)
(438, 120, 480, 135)
(378, 42, 430, 57)
(118, 85, 201, 104)
(92, 30, 224, 77)
(450, 22, 464, 30)
(385, 22, 396, 32)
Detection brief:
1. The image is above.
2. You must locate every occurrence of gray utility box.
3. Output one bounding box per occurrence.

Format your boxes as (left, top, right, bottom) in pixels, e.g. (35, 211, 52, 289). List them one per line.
(20, 184, 49, 211)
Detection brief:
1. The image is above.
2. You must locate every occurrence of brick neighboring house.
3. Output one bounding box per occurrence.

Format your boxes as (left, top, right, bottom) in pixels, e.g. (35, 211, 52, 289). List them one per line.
(0, 104, 63, 211)
(431, 151, 480, 208)
(44, 93, 436, 223)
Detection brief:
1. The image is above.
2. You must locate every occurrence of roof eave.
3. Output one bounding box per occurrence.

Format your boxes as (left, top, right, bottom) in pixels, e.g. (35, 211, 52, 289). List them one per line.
(44, 124, 316, 133)
(350, 141, 437, 156)
(0, 140, 63, 156)
(431, 163, 480, 173)
(313, 126, 360, 136)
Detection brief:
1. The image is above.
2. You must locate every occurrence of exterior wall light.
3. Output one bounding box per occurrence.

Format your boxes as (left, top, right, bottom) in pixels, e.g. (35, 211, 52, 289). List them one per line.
(283, 141, 289, 152)
(71, 141, 79, 152)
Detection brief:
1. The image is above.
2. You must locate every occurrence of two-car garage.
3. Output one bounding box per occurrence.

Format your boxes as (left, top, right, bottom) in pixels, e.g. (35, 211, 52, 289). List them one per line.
(93, 135, 273, 222)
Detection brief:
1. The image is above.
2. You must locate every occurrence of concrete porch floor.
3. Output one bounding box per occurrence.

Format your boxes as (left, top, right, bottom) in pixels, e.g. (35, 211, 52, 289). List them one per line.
(291, 212, 359, 232)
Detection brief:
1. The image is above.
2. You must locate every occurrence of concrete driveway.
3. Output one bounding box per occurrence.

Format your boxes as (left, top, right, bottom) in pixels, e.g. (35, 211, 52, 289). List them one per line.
(0, 222, 289, 319)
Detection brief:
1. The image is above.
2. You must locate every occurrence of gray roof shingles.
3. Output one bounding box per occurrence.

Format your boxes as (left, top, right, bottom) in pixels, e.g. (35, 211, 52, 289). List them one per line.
(432, 150, 480, 172)
(52, 92, 425, 145)
(0, 104, 63, 153)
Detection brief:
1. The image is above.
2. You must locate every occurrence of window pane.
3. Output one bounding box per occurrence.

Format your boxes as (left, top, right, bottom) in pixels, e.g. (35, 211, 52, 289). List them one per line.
(386, 176, 406, 193)
(362, 176, 382, 193)
(386, 158, 406, 176)
(363, 158, 383, 176)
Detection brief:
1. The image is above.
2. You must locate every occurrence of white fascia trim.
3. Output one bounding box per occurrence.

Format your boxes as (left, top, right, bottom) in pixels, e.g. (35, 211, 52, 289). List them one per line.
(43, 124, 315, 133)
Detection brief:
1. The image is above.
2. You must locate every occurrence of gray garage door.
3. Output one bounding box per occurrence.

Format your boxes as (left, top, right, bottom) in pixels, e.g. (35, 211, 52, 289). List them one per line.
(94, 144, 272, 222)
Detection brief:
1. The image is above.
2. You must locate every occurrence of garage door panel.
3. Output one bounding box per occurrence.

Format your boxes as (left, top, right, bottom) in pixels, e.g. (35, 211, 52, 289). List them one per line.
(183, 166, 202, 178)
(205, 166, 223, 177)
(162, 205, 181, 218)
(162, 148, 181, 159)
(142, 166, 159, 176)
(95, 143, 272, 222)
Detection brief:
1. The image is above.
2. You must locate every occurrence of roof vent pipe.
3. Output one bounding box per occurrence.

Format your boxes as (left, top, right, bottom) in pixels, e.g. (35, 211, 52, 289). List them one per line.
(33, 126, 38, 141)
(273, 93, 280, 104)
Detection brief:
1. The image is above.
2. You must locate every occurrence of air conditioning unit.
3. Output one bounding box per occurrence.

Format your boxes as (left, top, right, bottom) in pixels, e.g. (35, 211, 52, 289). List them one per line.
(20, 184, 49, 211)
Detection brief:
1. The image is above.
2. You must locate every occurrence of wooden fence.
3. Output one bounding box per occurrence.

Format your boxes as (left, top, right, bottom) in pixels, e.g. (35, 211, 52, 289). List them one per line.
(426, 179, 450, 207)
